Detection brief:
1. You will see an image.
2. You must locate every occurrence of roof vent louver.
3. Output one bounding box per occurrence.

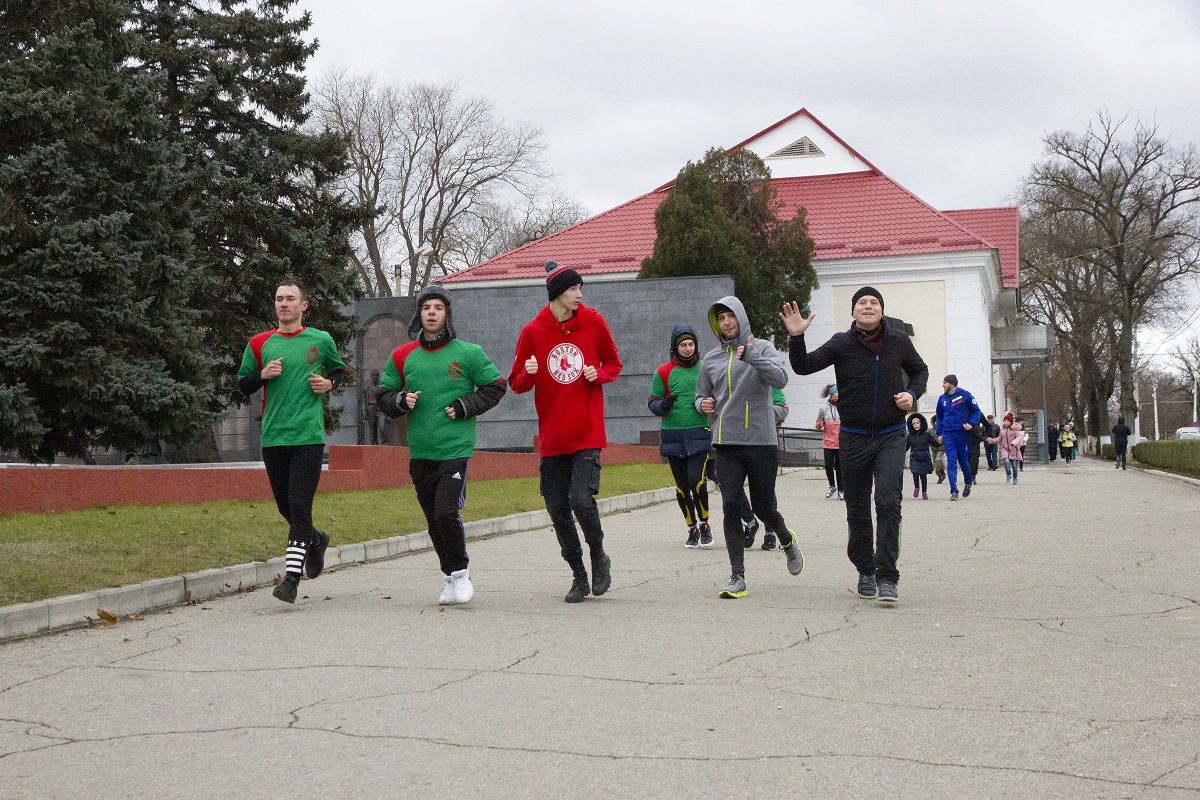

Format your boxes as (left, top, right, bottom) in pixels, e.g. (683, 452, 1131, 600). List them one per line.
(768, 136, 824, 159)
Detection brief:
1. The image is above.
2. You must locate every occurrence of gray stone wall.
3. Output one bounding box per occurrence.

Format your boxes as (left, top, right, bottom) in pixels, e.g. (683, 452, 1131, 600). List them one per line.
(341, 275, 735, 451)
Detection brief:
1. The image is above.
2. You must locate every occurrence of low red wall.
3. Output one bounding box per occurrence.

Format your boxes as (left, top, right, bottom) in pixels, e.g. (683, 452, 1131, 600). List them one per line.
(0, 442, 661, 515)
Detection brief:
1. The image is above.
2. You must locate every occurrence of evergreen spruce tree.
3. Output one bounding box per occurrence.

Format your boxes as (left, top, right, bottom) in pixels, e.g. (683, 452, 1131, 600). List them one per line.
(640, 148, 817, 345)
(1, 0, 216, 462)
(0, 0, 359, 461)
(129, 0, 361, 412)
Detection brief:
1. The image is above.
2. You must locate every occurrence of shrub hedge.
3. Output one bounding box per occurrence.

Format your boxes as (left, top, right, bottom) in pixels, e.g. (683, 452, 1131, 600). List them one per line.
(1131, 440, 1200, 479)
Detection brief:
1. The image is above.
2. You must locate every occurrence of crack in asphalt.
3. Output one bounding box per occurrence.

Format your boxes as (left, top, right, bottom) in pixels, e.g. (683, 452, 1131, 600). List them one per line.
(2, 724, 1197, 791)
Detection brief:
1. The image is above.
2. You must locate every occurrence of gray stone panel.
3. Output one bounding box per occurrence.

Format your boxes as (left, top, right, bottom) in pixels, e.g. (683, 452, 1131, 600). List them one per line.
(358, 275, 734, 450)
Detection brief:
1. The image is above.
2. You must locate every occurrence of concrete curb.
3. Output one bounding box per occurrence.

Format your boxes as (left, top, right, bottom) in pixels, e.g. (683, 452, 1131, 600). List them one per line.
(1139, 466, 1200, 490)
(0, 487, 676, 641)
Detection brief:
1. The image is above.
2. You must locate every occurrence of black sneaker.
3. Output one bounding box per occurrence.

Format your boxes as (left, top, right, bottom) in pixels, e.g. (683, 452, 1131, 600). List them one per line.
(761, 531, 777, 551)
(685, 526, 700, 549)
(877, 581, 898, 602)
(698, 522, 713, 548)
(742, 518, 759, 548)
(591, 552, 612, 596)
(305, 530, 330, 579)
(950, 491, 959, 501)
(937, 475, 945, 484)
(565, 573, 590, 603)
(272, 574, 300, 604)
(857, 573, 877, 598)
(963, 484, 972, 498)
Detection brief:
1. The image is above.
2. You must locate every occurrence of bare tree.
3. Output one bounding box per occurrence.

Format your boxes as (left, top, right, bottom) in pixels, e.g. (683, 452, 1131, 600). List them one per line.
(1021, 111, 1200, 426)
(312, 71, 571, 296)
(444, 189, 589, 269)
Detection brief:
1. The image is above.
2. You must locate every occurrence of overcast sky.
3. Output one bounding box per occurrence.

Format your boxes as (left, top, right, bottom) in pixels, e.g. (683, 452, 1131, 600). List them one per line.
(296, 0, 1200, 355)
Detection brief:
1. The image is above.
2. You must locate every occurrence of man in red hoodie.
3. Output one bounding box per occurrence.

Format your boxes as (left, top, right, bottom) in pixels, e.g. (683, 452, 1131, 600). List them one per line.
(509, 261, 624, 603)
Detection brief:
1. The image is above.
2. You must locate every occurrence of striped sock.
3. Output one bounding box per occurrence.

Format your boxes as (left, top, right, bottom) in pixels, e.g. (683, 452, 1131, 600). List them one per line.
(285, 540, 307, 577)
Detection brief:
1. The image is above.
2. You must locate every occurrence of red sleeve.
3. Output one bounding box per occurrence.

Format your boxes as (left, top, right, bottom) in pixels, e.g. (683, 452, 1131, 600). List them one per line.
(508, 329, 535, 394)
(248, 330, 276, 369)
(592, 316, 623, 384)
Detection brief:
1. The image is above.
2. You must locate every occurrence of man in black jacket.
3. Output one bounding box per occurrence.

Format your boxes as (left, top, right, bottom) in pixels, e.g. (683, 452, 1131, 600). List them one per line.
(782, 287, 929, 603)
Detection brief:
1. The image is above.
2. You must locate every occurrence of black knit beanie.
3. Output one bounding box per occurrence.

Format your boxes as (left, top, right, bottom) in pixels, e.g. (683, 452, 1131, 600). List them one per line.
(545, 260, 583, 301)
(851, 286, 884, 312)
(944, 374, 958, 387)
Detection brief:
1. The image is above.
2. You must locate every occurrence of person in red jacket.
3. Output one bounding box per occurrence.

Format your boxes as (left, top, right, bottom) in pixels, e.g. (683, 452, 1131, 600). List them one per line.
(509, 261, 624, 603)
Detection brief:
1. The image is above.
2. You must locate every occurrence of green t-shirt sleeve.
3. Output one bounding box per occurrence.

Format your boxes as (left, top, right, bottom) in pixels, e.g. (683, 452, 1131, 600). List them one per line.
(379, 355, 403, 391)
(320, 332, 345, 374)
(469, 345, 502, 387)
(650, 370, 666, 398)
(772, 387, 786, 405)
(237, 344, 258, 380)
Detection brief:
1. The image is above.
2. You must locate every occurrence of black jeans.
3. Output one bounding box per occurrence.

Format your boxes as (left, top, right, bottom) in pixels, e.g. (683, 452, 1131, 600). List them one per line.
(713, 444, 789, 577)
(824, 448, 842, 489)
(410, 457, 470, 574)
(262, 444, 324, 546)
(667, 452, 710, 526)
(540, 449, 605, 573)
(840, 430, 905, 583)
(985, 443, 999, 469)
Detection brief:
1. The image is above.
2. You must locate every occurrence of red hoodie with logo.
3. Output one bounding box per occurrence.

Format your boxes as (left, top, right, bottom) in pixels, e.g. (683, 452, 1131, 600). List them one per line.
(508, 304, 623, 456)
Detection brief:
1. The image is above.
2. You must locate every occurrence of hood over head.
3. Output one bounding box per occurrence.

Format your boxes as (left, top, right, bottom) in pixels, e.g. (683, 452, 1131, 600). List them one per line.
(907, 412, 928, 435)
(408, 284, 456, 340)
(708, 295, 751, 349)
(1117, 416, 1126, 425)
(669, 324, 699, 365)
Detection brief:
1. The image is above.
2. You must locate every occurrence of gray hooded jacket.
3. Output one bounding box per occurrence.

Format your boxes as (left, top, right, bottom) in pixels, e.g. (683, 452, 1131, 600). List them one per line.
(694, 296, 788, 446)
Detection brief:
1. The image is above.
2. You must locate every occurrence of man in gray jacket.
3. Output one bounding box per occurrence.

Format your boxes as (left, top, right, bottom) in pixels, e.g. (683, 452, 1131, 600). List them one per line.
(695, 296, 804, 598)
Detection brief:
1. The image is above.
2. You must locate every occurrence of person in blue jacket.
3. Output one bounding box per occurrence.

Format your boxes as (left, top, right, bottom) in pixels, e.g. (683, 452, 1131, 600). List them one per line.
(934, 375, 981, 500)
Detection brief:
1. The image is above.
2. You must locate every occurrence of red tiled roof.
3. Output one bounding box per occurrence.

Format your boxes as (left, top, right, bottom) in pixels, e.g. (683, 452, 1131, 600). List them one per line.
(943, 207, 1021, 288)
(442, 170, 1019, 287)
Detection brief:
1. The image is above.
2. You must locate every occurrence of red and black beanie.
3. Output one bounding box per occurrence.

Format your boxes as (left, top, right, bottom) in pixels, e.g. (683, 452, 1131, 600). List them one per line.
(545, 260, 583, 301)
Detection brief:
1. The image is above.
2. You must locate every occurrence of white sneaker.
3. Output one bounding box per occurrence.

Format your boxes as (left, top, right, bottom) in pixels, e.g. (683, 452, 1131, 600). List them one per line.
(451, 568, 474, 604)
(837, 491, 844, 501)
(438, 575, 457, 605)
(825, 485, 837, 499)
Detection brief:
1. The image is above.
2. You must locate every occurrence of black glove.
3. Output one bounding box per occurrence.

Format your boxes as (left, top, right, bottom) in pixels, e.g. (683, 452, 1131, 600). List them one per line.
(660, 395, 676, 413)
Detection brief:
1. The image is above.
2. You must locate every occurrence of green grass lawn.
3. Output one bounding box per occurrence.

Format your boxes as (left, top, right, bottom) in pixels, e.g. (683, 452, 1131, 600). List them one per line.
(0, 462, 673, 607)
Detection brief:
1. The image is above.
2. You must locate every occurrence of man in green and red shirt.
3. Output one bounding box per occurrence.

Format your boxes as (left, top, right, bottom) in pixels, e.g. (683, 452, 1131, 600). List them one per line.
(237, 280, 346, 604)
(377, 285, 506, 606)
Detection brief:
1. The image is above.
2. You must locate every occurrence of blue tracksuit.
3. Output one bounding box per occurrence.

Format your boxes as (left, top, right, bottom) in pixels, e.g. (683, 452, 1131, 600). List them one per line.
(935, 387, 981, 493)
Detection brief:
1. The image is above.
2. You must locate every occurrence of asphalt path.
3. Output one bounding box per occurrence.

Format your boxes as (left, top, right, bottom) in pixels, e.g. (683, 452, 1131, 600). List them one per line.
(1, 457, 1197, 799)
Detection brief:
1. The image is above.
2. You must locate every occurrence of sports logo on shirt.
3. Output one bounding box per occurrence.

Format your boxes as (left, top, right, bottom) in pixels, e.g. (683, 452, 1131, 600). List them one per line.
(547, 343, 584, 384)
(306, 347, 319, 365)
(447, 361, 462, 379)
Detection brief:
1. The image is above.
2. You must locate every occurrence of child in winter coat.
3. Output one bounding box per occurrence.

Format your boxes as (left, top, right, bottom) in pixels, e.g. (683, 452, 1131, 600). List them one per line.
(1060, 423, 1077, 464)
(999, 413, 1023, 484)
(905, 413, 937, 499)
(815, 383, 843, 500)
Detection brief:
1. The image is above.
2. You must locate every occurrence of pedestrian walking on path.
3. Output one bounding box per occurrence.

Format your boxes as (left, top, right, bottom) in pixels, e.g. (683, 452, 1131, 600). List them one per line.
(983, 414, 1001, 471)
(649, 324, 713, 549)
(377, 285, 506, 605)
(782, 286, 929, 603)
(695, 296, 805, 599)
(236, 280, 346, 604)
(999, 413, 1023, 484)
(1060, 423, 1078, 464)
(816, 383, 843, 501)
(1112, 416, 1132, 470)
(905, 413, 936, 500)
(509, 261, 623, 603)
(935, 375, 980, 500)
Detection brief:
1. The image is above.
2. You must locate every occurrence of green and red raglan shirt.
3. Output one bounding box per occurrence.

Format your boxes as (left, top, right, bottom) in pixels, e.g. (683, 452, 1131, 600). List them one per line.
(650, 360, 709, 431)
(379, 338, 502, 461)
(237, 327, 344, 448)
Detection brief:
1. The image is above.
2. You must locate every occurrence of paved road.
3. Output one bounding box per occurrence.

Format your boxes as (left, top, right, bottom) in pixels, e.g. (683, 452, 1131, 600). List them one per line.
(2, 458, 1198, 799)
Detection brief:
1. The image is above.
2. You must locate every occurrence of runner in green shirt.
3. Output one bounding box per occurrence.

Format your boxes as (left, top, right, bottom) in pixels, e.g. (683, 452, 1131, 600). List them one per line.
(237, 280, 345, 604)
(377, 285, 506, 606)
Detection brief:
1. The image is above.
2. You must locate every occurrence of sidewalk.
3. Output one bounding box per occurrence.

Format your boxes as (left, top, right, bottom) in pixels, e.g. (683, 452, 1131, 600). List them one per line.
(1, 459, 1197, 798)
